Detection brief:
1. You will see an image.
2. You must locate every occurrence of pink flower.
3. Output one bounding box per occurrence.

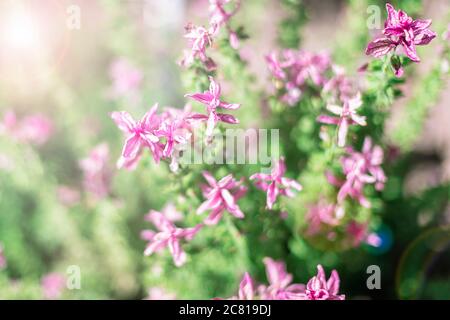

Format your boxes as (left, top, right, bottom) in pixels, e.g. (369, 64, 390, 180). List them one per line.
(181, 23, 218, 68)
(79, 143, 111, 199)
(329, 137, 386, 208)
(347, 221, 382, 248)
(0, 244, 7, 269)
(17, 115, 53, 145)
(41, 273, 66, 300)
(209, 0, 240, 26)
(250, 157, 302, 210)
(317, 92, 366, 147)
(302, 265, 345, 300)
(366, 3, 436, 62)
(110, 104, 163, 169)
(305, 202, 344, 236)
(323, 65, 354, 101)
(109, 58, 143, 98)
(142, 211, 202, 267)
(1, 111, 53, 145)
(209, 0, 241, 49)
(258, 258, 305, 300)
(229, 273, 254, 300)
(197, 171, 247, 225)
(266, 50, 331, 106)
(185, 76, 240, 137)
(144, 203, 183, 223)
(145, 287, 176, 300)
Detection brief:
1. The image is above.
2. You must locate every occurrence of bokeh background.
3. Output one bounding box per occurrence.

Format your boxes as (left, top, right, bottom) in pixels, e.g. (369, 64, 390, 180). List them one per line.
(0, 0, 449, 299)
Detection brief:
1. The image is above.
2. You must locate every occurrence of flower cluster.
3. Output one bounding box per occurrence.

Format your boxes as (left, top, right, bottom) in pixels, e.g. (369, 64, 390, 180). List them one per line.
(181, 0, 241, 69)
(227, 259, 344, 300)
(266, 50, 331, 105)
(327, 137, 386, 209)
(111, 77, 241, 170)
(366, 3, 436, 76)
(0, 110, 53, 146)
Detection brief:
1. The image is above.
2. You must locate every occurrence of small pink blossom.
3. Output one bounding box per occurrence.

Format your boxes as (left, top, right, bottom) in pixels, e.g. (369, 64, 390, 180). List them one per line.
(197, 171, 247, 225)
(317, 92, 366, 147)
(305, 202, 343, 236)
(181, 23, 218, 68)
(347, 221, 382, 248)
(323, 65, 354, 101)
(250, 157, 302, 210)
(145, 287, 176, 300)
(144, 203, 183, 223)
(1, 111, 53, 145)
(111, 105, 163, 169)
(266, 50, 331, 105)
(185, 76, 240, 137)
(328, 137, 386, 208)
(366, 3, 436, 62)
(209, 0, 241, 49)
(258, 258, 305, 300)
(109, 58, 143, 98)
(301, 265, 345, 300)
(142, 211, 202, 267)
(41, 273, 66, 300)
(79, 143, 111, 199)
(228, 272, 254, 300)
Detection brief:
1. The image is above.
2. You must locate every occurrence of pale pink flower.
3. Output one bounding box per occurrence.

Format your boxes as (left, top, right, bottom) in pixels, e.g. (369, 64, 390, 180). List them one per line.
(250, 157, 302, 210)
(336, 137, 386, 207)
(0, 244, 6, 269)
(266, 50, 331, 106)
(110, 104, 163, 169)
(143, 211, 202, 267)
(145, 203, 183, 223)
(109, 58, 143, 98)
(347, 221, 382, 248)
(197, 171, 247, 225)
(317, 92, 366, 147)
(209, 0, 241, 49)
(0, 111, 53, 145)
(41, 273, 65, 299)
(79, 143, 111, 199)
(145, 287, 176, 300)
(185, 76, 240, 137)
(323, 65, 354, 101)
(21, 115, 53, 145)
(209, 0, 240, 26)
(57, 185, 81, 207)
(305, 202, 343, 236)
(181, 23, 218, 68)
(366, 3, 436, 62)
(229, 273, 254, 300)
(258, 258, 305, 300)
